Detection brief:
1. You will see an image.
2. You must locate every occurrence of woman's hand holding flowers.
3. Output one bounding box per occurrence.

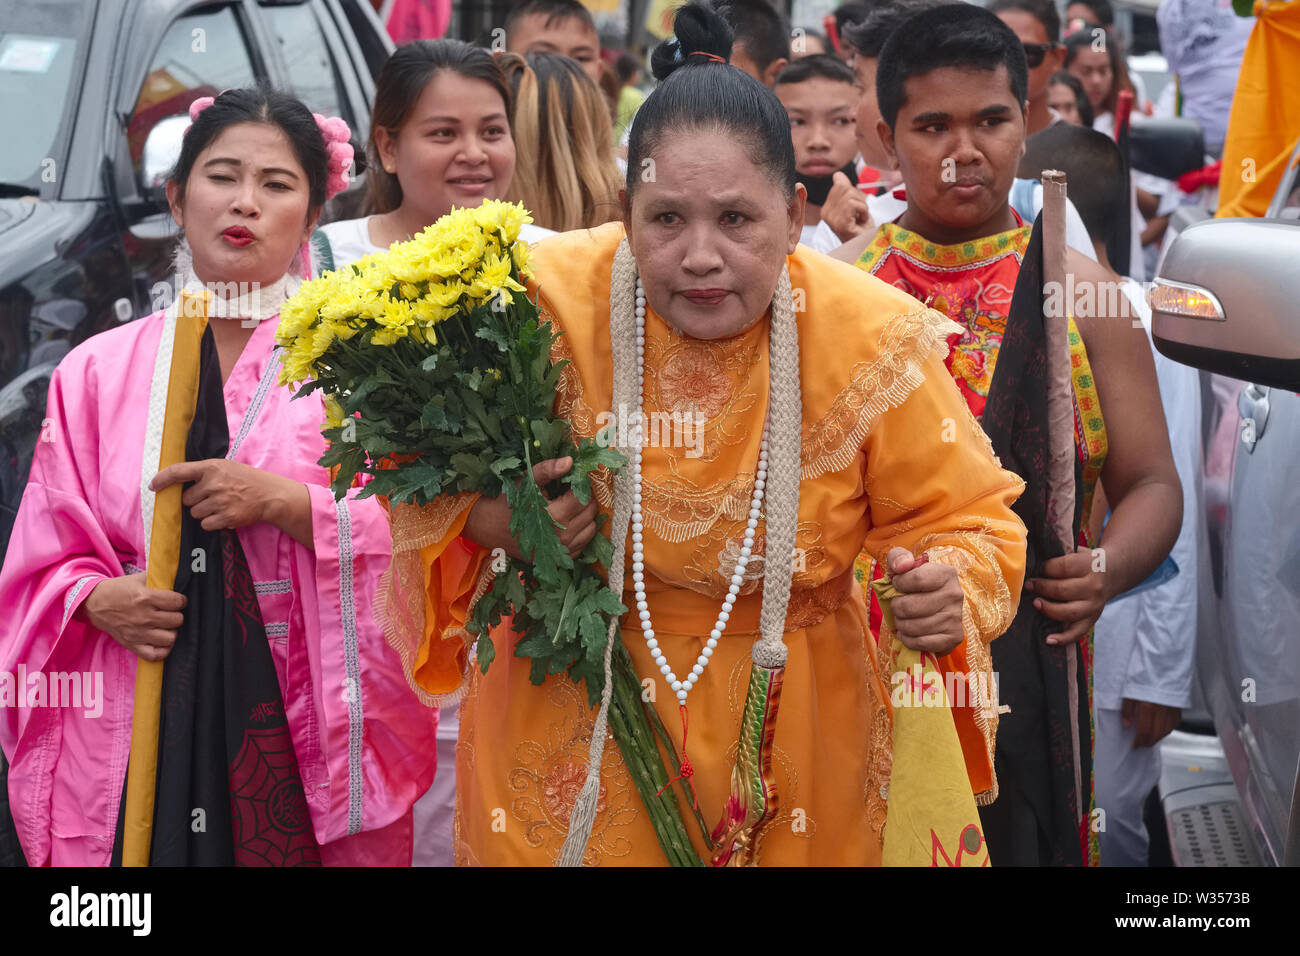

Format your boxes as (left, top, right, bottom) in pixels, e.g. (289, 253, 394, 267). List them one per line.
(463, 456, 600, 561)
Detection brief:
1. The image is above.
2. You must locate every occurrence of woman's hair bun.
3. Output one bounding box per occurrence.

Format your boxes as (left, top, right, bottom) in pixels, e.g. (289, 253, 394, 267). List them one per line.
(649, 2, 734, 82)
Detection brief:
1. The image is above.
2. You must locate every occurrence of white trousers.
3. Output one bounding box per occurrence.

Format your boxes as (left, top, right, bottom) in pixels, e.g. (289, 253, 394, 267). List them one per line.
(1094, 706, 1161, 867)
(411, 702, 459, 867)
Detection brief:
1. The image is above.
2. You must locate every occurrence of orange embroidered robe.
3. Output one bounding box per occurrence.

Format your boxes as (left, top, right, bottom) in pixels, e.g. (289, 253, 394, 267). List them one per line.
(402, 222, 1028, 865)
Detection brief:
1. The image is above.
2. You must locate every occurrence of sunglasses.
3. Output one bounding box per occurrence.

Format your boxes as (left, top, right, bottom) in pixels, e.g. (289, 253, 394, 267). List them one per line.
(1022, 42, 1059, 68)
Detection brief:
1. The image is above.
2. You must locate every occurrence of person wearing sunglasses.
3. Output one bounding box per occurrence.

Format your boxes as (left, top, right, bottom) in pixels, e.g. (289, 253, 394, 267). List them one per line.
(991, 0, 1065, 134)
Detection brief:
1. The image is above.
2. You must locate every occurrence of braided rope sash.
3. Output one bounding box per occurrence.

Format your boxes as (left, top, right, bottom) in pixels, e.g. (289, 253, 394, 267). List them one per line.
(557, 239, 801, 866)
(709, 263, 801, 866)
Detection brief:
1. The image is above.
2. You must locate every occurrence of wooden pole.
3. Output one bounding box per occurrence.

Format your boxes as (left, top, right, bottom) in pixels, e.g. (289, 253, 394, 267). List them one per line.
(1039, 169, 1085, 834)
(120, 291, 208, 866)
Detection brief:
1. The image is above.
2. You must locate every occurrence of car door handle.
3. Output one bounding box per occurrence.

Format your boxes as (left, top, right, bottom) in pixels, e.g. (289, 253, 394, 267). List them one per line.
(1238, 383, 1270, 452)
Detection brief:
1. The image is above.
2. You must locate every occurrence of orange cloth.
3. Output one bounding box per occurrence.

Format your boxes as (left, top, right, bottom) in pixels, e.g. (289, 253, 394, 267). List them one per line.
(1217, 0, 1300, 219)
(377, 492, 488, 706)
(413, 222, 1027, 865)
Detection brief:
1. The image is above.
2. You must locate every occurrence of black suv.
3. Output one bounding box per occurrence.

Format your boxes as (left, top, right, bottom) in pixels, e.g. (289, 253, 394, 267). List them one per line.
(0, 0, 392, 558)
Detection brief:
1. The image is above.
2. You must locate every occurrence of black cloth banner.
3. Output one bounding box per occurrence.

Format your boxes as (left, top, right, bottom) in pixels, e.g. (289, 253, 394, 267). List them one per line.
(114, 327, 320, 866)
(977, 215, 1092, 867)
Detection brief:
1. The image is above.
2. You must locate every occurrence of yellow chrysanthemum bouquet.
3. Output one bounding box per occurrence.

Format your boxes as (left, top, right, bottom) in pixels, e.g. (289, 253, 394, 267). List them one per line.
(276, 200, 627, 680)
(276, 202, 708, 863)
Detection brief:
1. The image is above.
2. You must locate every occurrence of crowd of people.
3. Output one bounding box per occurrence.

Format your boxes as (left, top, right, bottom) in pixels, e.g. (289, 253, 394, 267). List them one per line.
(0, 0, 1255, 867)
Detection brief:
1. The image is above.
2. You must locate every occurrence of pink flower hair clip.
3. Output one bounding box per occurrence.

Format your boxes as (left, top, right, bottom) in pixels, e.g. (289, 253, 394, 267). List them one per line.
(314, 113, 354, 200)
(184, 93, 353, 200)
(188, 95, 216, 120)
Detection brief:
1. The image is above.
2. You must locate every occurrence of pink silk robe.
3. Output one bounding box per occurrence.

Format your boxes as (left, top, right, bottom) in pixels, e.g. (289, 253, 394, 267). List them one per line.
(0, 304, 437, 866)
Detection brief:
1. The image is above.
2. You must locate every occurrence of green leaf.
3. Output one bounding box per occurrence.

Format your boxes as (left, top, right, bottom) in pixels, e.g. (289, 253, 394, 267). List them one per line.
(583, 524, 614, 568)
(505, 473, 571, 587)
(449, 452, 490, 488)
(489, 456, 523, 479)
(499, 565, 527, 609)
(577, 606, 610, 655)
(564, 436, 627, 506)
(584, 584, 628, 619)
(420, 398, 453, 431)
(477, 633, 496, 673)
(530, 418, 570, 462)
(474, 322, 513, 354)
(513, 627, 555, 660)
(552, 579, 581, 645)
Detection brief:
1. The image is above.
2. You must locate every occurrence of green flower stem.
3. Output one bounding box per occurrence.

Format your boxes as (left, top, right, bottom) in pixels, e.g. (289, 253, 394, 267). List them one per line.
(606, 657, 702, 866)
(612, 641, 715, 851)
(607, 650, 690, 863)
(605, 695, 687, 865)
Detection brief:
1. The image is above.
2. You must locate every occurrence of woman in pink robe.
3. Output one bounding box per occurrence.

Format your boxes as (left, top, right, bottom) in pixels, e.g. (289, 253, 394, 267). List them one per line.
(0, 88, 436, 866)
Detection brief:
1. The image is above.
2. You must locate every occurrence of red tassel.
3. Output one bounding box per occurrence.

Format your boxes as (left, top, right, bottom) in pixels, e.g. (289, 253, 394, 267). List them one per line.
(656, 704, 699, 810)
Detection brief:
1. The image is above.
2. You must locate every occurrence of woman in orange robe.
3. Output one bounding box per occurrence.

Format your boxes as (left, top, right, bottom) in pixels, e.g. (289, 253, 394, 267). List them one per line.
(389, 4, 1029, 866)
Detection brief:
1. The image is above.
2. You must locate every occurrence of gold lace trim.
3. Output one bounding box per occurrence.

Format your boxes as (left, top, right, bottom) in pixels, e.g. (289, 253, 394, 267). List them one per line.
(552, 303, 966, 542)
(802, 307, 962, 481)
(864, 635, 893, 840)
(632, 473, 766, 545)
(391, 494, 480, 554)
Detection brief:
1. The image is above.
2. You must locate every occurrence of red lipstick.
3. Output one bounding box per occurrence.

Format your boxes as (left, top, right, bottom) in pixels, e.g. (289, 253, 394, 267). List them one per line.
(222, 226, 255, 247)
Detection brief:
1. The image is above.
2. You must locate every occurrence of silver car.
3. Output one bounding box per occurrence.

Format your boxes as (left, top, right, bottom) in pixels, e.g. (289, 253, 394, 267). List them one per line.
(1149, 137, 1300, 866)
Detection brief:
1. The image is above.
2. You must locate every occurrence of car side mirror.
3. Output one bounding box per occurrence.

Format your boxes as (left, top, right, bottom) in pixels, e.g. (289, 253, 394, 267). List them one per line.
(1150, 218, 1300, 390)
(140, 114, 189, 204)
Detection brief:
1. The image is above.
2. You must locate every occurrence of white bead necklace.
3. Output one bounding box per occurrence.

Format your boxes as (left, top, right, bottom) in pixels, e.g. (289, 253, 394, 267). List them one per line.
(630, 277, 769, 705)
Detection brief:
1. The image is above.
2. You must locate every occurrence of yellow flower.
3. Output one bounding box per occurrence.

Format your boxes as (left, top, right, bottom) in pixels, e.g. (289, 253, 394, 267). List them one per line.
(331, 319, 362, 341)
(319, 293, 358, 325)
(511, 240, 532, 278)
(279, 348, 316, 386)
(378, 297, 415, 330)
(426, 281, 466, 309)
(276, 271, 339, 347)
(467, 253, 511, 301)
(277, 297, 318, 344)
(473, 199, 529, 245)
(307, 323, 336, 362)
(447, 230, 488, 276)
(411, 297, 452, 327)
(323, 394, 345, 429)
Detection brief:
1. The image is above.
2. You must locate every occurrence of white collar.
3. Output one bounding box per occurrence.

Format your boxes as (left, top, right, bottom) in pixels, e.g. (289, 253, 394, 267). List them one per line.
(172, 239, 302, 323)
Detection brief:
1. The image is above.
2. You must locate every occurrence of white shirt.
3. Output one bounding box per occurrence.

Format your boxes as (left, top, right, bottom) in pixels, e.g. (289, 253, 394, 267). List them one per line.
(799, 220, 842, 254)
(321, 215, 555, 268)
(1092, 277, 1201, 711)
(861, 180, 1099, 262)
(319, 215, 384, 266)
